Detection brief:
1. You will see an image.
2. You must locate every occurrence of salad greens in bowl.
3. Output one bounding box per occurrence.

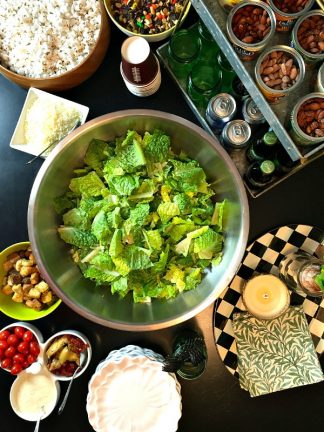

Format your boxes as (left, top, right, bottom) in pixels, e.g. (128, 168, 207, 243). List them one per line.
(28, 110, 249, 331)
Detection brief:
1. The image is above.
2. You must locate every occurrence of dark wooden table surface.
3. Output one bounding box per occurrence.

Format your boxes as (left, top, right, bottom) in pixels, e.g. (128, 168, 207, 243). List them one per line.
(0, 11, 323, 432)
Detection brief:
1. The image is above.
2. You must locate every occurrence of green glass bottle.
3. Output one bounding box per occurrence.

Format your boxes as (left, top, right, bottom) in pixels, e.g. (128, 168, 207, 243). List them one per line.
(273, 146, 297, 174)
(162, 330, 207, 380)
(246, 130, 278, 163)
(245, 160, 275, 189)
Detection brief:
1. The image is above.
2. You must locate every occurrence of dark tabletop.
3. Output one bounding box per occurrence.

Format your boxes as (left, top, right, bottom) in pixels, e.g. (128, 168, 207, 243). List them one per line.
(0, 9, 324, 432)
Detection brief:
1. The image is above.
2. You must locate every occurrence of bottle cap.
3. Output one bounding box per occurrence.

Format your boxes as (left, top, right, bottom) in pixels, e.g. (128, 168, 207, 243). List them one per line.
(263, 131, 278, 146)
(242, 97, 266, 125)
(260, 160, 275, 174)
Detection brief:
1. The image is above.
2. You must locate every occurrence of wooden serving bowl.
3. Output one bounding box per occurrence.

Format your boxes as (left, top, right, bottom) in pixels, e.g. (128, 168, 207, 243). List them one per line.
(0, 1, 110, 92)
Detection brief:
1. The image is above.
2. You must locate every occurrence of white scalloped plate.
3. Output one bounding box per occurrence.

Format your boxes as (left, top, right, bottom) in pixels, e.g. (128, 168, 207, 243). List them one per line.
(87, 354, 182, 432)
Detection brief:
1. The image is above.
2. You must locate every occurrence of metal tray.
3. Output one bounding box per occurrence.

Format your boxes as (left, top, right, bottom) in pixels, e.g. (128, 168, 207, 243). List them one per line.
(157, 40, 304, 198)
(189, 0, 324, 161)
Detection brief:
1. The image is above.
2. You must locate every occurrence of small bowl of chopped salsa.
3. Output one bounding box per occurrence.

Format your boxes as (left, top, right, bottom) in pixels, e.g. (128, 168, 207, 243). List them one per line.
(43, 330, 92, 381)
(104, 0, 191, 42)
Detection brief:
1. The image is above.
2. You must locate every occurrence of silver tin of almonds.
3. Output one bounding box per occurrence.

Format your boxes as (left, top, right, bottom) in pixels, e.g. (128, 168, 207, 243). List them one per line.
(206, 93, 237, 134)
(289, 92, 324, 146)
(221, 119, 251, 150)
(242, 97, 266, 125)
(266, 0, 315, 32)
(316, 63, 324, 93)
(255, 45, 306, 105)
(226, 0, 276, 61)
(291, 10, 324, 65)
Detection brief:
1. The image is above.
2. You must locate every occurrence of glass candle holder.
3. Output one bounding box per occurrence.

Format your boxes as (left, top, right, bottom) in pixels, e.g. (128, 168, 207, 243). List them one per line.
(162, 330, 207, 380)
(242, 274, 290, 320)
(279, 251, 324, 297)
(187, 64, 222, 109)
(167, 30, 201, 80)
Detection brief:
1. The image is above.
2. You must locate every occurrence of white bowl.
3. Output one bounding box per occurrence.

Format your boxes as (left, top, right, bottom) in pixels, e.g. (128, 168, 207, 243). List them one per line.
(10, 368, 60, 421)
(43, 329, 92, 381)
(87, 354, 182, 432)
(0, 321, 43, 373)
(9, 88, 89, 158)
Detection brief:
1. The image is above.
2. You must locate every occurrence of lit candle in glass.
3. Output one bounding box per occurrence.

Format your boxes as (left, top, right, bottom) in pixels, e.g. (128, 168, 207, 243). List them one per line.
(242, 274, 290, 320)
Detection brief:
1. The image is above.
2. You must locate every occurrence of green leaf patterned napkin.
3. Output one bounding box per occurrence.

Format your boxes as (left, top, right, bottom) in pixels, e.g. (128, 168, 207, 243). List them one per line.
(232, 306, 324, 397)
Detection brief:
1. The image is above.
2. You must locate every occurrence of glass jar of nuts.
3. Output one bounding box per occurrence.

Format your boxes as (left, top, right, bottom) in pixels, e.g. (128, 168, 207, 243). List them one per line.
(255, 45, 305, 104)
(226, 0, 276, 61)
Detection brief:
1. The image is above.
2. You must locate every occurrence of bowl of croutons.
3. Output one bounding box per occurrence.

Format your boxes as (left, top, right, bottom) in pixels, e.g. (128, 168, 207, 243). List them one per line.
(0, 242, 61, 320)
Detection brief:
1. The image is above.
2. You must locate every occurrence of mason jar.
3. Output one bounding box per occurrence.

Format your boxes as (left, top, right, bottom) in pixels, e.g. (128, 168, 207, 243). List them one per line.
(266, 0, 315, 32)
(255, 45, 305, 104)
(226, 1, 276, 61)
(289, 92, 324, 146)
(291, 10, 324, 65)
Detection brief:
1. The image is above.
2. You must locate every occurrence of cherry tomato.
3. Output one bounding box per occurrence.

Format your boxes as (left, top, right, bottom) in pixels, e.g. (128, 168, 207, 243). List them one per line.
(14, 327, 25, 339)
(0, 340, 8, 351)
(17, 341, 29, 354)
(27, 354, 36, 365)
(0, 330, 10, 341)
(1, 358, 12, 369)
(29, 341, 40, 357)
(5, 346, 16, 358)
(22, 361, 29, 370)
(7, 334, 19, 346)
(0, 349, 4, 360)
(11, 363, 22, 375)
(23, 331, 33, 343)
(13, 353, 25, 364)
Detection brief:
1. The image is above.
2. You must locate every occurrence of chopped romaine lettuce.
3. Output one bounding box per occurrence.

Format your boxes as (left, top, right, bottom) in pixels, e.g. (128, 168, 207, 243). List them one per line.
(55, 130, 226, 303)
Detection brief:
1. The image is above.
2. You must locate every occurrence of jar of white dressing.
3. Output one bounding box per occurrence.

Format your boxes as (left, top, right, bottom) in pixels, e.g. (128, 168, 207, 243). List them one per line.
(10, 369, 60, 421)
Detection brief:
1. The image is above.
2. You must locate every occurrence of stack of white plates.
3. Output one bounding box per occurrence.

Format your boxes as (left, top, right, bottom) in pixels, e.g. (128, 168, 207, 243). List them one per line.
(86, 345, 182, 432)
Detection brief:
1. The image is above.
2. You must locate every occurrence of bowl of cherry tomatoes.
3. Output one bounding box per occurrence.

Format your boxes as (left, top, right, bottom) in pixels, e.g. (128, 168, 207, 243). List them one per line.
(0, 322, 42, 375)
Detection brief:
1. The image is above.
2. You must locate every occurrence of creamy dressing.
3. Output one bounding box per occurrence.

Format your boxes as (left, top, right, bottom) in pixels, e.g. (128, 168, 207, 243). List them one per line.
(11, 372, 57, 419)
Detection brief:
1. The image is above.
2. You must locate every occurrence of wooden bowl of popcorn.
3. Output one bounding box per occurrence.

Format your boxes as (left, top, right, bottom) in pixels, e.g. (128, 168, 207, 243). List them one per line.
(0, 0, 110, 92)
(0, 241, 61, 320)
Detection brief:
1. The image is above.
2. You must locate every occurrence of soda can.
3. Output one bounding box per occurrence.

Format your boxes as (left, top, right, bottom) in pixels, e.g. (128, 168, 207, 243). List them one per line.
(242, 97, 266, 125)
(221, 120, 251, 150)
(205, 93, 237, 134)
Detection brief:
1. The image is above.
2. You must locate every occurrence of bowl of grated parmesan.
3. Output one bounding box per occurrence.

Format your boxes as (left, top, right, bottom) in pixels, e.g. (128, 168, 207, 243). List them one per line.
(10, 88, 89, 158)
(0, 0, 110, 91)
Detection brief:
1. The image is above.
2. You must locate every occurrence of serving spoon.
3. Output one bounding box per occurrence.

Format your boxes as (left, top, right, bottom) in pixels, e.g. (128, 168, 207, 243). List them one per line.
(26, 120, 81, 165)
(34, 405, 45, 432)
(57, 358, 84, 415)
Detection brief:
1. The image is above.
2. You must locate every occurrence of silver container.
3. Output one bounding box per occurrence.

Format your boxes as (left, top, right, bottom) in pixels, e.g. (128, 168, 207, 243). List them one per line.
(317, 63, 324, 93)
(266, 0, 315, 32)
(289, 92, 324, 146)
(221, 119, 251, 149)
(291, 10, 324, 65)
(226, 0, 276, 61)
(255, 45, 306, 104)
(242, 97, 266, 124)
(27, 110, 249, 331)
(206, 93, 237, 133)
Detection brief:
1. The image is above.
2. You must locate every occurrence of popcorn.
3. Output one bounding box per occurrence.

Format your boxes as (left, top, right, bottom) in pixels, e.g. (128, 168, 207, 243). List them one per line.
(0, 0, 101, 78)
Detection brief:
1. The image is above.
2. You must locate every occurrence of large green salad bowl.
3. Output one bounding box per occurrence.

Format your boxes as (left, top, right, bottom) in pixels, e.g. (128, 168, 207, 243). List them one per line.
(28, 110, 249, 331)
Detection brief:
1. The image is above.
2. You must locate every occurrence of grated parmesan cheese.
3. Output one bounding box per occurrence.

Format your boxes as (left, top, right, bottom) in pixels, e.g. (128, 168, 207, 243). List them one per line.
(24, 97, 81, 155)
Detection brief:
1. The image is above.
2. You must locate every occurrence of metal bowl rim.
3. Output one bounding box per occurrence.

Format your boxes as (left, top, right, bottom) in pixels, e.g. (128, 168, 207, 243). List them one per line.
(28, 109, 249, 331)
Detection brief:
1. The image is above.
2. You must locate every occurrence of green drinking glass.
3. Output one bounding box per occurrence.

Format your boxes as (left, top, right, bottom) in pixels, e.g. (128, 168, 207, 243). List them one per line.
(187, 63, 222, 109)
(167, 29, 201, 80)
